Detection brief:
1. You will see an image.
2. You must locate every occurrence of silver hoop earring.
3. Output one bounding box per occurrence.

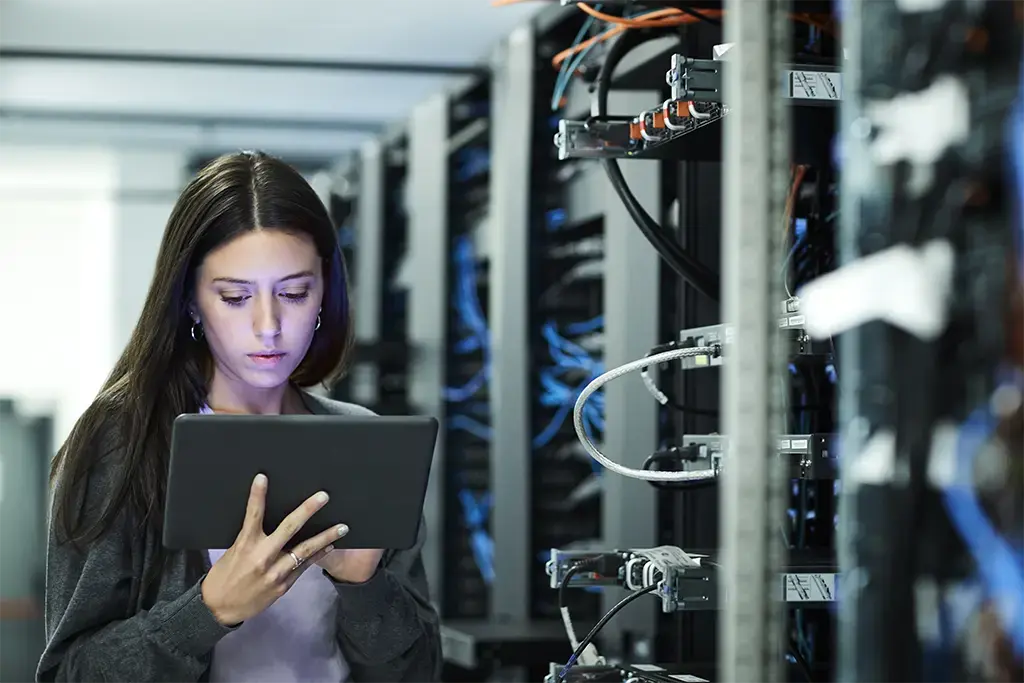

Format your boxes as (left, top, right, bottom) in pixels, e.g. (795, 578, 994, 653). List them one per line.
(190, 321, 203, 341)
(314, 315, 321, 331)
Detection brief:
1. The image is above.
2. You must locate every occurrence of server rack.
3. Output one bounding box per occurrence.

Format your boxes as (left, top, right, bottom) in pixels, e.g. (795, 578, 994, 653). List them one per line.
(527, 8, 667, 659)
(327, 154, 359, 284)
(443, 75, 495, 621)
(528, 10, 608, 637)
(376, 133, 414, 416)
(347, 133, 414, 416)
(439, 29, 584, 681)
(535, 4, 843, 680)
(327, 154, 359, 403)
(655, 24, 724, 673)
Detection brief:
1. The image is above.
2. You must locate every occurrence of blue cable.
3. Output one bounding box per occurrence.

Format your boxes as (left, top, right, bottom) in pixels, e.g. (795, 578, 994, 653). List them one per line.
(1009, 48, 1023, 268)
(443, 236, 496, 581)
(564, 315, 604, 336)
(454, 148, 491, 182)
(551, 7, 601, 111)
(459, 490, 494, 584)
(942, 385, 1024, 658)
(533, 319, 605, 461)
(546, 207, 568, 231)
(448, 414, 493, 441)
(445, 236, 492, 402)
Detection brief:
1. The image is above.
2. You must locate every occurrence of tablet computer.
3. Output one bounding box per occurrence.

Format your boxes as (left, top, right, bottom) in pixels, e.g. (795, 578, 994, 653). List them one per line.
(163, 414, 438, 551)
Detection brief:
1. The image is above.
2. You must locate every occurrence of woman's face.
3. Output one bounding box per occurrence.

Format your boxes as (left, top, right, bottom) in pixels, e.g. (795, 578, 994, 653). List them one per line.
(192, 229, 323, 390)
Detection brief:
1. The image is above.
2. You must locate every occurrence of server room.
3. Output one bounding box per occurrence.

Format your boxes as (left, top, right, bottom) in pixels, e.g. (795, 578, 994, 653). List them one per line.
(0, 1, 1022, 682)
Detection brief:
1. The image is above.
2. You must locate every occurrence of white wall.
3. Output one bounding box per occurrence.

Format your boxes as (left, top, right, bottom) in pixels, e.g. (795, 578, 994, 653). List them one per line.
(0, 145, 184, 444)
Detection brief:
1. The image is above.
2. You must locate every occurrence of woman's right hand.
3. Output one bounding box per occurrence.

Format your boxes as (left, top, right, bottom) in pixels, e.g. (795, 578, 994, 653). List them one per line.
(200, 473, 347, 626)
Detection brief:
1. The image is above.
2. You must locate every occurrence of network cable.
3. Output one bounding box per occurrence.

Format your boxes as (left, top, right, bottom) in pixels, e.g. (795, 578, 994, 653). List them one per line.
(444, 234, 496, 583)
(575, 346, 721, 482)
(534, 319, 605, 460)
(459, 489, 495, 584)
(942, 373, 1024, 659)
(551, 5, 602, 111)
(445, 235, 491, 405)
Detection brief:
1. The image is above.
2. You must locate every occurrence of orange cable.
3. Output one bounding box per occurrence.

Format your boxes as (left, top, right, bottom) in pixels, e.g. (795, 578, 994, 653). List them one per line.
(784, 165, 809, 235)
(551, 8, 702, 69)
(492, 1, 835, 71)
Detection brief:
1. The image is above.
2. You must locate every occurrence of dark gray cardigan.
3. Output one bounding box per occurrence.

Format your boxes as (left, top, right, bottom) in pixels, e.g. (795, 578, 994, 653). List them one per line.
(37, 392, 441, 682)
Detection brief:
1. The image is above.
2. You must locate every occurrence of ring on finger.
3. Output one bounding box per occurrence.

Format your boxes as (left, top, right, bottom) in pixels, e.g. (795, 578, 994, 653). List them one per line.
(288, 551, 303, 571)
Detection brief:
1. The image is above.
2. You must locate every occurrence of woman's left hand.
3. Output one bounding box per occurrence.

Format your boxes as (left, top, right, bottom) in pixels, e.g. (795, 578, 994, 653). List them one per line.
(316, 534, 384, 584)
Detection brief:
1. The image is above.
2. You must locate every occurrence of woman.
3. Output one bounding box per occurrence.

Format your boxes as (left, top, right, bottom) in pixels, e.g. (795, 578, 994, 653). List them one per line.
(36, 151, 441, 682)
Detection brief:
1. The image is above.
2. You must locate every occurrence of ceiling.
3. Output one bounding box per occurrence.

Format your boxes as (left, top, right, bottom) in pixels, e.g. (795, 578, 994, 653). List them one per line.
(0, 0, 545, 156)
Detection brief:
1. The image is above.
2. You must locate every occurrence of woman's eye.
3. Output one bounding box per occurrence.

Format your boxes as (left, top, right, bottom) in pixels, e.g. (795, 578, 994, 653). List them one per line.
(281, 291, 309, 302)
(220, 295, 247, 306)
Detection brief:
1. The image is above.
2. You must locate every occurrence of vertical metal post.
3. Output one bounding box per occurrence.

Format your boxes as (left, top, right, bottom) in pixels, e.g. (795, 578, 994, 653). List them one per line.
(351, 140, 385, 408)
(600, 89, 662, 655)
(719, 1, 791, 681)
(408, 94, 450, 606)
(488, 26, 534, 622)
(834, 2, 889, 680)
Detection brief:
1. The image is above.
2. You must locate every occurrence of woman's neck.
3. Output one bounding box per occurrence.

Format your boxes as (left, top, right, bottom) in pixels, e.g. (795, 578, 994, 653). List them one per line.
(205, 376, 306, 415)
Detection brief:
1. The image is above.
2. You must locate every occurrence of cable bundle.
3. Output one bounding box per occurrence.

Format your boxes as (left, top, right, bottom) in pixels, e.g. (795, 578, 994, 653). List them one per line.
(530, 210, 605, 621)
(533, 318, 604, 452)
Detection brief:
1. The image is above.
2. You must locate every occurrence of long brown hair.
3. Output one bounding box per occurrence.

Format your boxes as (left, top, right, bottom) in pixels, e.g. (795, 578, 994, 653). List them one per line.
(49, 151, 355, 567)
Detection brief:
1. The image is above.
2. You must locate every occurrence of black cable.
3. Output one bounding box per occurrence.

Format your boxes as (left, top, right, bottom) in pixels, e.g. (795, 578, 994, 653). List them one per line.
(676, 6, 721, 25)
(555, 584, 658, 683)
(558, 558, 597, 615)
(642, 447, 715, 490)
(592, 29, 721, 302)
(788, 646, 816, 683)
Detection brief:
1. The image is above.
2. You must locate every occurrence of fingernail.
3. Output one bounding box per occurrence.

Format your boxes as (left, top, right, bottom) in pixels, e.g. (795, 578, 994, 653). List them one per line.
(324, 544, 335, 553)
(337, 524, 349, 537)
(315, 491, 329, 504)
(254, 474, 267, 485)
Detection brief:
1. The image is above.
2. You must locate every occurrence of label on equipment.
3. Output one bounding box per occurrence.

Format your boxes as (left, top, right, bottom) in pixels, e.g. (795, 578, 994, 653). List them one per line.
(785, 70, 842, 101)
(782, 573, 837, 602)
(791, 438, 809, 450)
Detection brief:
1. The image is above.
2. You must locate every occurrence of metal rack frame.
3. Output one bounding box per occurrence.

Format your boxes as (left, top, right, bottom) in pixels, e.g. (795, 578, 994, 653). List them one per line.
(350, 139, 385, 408)
(488, 25, 534, 623)
(718, 1, 791, 681)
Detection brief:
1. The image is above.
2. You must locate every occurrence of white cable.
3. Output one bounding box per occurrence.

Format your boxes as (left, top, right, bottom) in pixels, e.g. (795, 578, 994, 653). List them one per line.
(573, 346, 720, 481)
(689, 102, 713, 119)
(625, 557, 645, 590)
(559, 563, 603, 666)
(559, 604, 580, 649)
(639, 352, 671, 406)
